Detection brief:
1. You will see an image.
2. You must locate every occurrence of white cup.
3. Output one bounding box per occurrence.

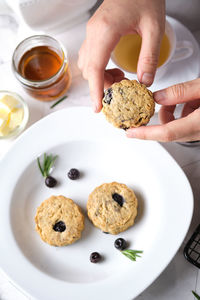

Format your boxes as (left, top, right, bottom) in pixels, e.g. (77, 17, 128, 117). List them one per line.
(111, 17, 194, 81)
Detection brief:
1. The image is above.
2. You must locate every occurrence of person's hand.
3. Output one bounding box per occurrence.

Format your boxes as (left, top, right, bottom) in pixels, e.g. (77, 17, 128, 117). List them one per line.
(78, 0, 165, 112)
(126, 78, 200, 142)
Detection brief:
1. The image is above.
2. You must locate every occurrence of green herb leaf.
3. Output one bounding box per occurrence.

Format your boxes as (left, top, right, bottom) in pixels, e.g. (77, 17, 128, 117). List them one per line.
(37, 153, 58, 178)
(46, 155, 58, 177)
(50, 95, 68, 109)
(44, 154, 51, 177)
(121, 249, 143, 262)
(43, 153, 47, 174)
(37, 157, 44, 177)
(192, 291, 200, 300)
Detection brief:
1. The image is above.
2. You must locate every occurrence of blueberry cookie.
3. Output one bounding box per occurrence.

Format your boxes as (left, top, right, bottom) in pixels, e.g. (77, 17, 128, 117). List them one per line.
(35, 195, 84, 246)
(87, 182, 138, 234)
(102, 79, 155, 129)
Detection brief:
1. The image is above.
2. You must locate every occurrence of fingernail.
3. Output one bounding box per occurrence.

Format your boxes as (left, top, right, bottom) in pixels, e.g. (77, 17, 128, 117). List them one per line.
(154, 90, 166, 103)
(141, 73, 154, 86)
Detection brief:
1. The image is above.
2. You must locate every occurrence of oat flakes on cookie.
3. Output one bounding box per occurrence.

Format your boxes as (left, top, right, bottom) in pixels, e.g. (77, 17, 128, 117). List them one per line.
(87, 182, 138, 235)
(35, 195, 84, 246)
(102, 79, 155, 129)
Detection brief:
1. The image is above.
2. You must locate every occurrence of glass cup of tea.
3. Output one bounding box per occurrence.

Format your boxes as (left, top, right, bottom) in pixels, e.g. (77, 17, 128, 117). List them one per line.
(111, 18, 194, 81)
(12, 35, 71, 101)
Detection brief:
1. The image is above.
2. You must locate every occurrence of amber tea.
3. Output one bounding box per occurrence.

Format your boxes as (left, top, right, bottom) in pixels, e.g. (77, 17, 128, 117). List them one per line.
(12, 36, 71, 101)
(18, 46, 63, 81)
(113, 33, 170, 73)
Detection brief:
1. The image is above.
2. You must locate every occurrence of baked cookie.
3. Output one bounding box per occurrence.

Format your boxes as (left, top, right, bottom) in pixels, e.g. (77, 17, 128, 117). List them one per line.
(102, 79, 155, 129)
(87, 182, 138, 234)
(35, 195, 84, 246)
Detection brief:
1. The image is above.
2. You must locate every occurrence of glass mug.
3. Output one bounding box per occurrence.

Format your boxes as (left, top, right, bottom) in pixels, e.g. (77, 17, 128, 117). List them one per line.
(111, 18, 194, 81)
(12, 35, 71, 101)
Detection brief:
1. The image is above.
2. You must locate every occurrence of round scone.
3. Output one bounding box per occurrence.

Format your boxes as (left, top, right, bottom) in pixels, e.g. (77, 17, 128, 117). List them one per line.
(35, 195, 84, 246)
(87, 182, 138, 234)
(102, 79, 155, 129)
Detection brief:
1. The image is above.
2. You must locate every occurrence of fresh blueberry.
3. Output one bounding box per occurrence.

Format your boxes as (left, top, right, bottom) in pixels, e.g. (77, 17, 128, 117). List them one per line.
(53, 221, 66, 232)
(114, 238, 127, 250)
(68, 168, 80, 180)
(103, 88, 113, 105)
(45, 176, 57, 187)
(112, 193, 124, 207)
(90, 252, 101, 263)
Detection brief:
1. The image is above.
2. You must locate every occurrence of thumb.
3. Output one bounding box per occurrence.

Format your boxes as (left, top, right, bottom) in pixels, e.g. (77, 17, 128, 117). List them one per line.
(137, 24, 163, 86)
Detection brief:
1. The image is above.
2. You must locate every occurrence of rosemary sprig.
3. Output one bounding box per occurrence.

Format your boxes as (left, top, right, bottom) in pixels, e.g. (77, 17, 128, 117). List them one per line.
(37, 153, 58, 178)
(121, 249, 143, 261)
(50, 95, 68, 109)
(192, 291, 200, 300)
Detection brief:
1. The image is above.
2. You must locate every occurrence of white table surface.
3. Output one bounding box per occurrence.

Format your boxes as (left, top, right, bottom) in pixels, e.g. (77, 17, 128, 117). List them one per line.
(0, 14, 200, 300)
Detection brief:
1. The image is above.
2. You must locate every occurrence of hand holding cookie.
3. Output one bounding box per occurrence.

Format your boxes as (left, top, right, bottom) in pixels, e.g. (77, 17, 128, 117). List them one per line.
(126, 78, 200, 142)
(78, 0, 165, 112)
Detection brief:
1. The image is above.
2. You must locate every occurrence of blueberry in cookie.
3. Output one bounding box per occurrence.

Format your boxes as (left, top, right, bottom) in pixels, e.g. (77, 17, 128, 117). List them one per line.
(87, 182, 138, 234)
(35, 195, 84, 246)
(102, 79, 155, 129)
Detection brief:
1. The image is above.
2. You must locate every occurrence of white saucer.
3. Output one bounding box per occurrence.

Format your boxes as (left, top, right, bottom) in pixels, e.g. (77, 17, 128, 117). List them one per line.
(107, 16, 200, 102)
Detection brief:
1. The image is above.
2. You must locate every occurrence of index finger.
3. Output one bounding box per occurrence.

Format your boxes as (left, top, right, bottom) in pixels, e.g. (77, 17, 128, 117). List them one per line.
(126, 109, 200, 142)
(154, 78, 200, 105)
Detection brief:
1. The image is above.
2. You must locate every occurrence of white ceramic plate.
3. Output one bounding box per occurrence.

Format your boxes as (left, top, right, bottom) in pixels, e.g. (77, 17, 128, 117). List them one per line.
(0, 107, 193, 300)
